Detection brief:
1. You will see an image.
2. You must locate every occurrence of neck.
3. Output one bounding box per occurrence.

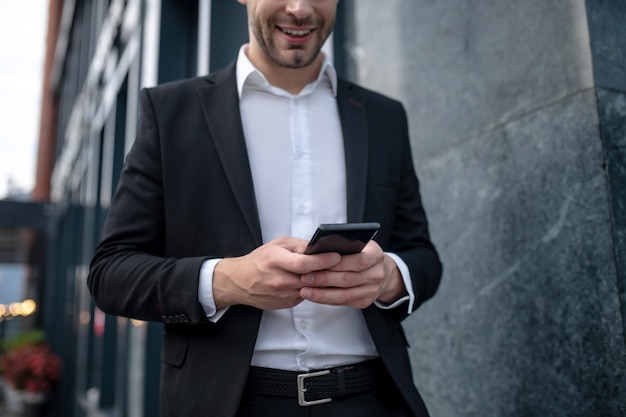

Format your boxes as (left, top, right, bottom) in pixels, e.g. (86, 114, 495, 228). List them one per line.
(245, 47, 324, 95)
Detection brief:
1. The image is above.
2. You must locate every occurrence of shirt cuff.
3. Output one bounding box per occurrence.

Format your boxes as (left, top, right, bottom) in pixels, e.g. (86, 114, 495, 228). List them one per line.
(199, 259, 229, 323)
(374, 252, 415, 313)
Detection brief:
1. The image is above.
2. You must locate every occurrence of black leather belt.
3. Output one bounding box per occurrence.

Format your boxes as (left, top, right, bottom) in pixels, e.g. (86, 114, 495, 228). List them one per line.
(248, 359, 380, 406)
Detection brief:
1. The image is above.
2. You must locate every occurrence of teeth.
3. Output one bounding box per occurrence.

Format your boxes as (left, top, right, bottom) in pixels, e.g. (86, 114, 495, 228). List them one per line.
(282, 28, 311, 37)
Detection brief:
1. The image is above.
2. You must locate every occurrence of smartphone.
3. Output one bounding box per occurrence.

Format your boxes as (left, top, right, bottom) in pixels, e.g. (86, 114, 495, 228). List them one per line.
(303, 222, 381, 255)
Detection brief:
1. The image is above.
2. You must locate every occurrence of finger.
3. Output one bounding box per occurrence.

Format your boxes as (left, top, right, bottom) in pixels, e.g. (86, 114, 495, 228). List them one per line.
(300, 285, 377, 309)
(326, 244, 383, 273)
(269, 236, 308, 253)
(303, 264, 385, 289)
(287, 252, 342, 275)
(302, 270, 359, 288)
(326, 252, 371, 273)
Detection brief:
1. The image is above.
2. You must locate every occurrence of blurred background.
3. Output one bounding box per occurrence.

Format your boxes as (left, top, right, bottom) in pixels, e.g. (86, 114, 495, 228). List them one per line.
(0, 0, 624, 416)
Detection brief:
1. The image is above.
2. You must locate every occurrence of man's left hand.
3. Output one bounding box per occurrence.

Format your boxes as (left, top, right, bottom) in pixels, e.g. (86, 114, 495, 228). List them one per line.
(299, 240, 408, 308)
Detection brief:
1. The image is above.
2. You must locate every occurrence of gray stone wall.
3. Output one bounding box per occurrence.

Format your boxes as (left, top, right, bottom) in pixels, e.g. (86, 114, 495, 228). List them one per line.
(340, 1, 626, 415)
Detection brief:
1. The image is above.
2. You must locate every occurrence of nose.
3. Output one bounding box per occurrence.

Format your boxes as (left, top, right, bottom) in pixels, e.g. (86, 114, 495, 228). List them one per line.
(285, 0, 313, 19)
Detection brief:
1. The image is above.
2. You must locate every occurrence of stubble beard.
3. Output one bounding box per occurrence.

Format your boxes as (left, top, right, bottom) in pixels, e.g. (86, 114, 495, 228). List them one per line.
(251, 16, 334, 69)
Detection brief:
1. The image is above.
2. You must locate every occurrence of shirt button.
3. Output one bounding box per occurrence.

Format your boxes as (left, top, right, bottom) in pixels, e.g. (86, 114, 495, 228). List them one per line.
(300, 320, 308, 330)
(297, 205, 308, 214)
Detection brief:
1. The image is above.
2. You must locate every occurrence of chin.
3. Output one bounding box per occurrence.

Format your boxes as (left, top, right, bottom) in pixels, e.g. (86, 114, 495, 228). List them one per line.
(280, 50, 318, 68)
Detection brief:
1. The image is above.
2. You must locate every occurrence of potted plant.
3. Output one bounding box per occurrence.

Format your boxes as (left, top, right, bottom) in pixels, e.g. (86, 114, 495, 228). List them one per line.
(0, 330, 62, 414)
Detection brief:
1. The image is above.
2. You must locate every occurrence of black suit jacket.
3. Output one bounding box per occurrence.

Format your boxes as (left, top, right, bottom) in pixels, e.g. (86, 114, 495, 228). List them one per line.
(88, 62, 442, 417)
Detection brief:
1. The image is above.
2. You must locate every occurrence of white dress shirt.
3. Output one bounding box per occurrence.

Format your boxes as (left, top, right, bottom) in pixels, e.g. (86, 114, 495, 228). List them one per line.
(198, 46, 415, 371)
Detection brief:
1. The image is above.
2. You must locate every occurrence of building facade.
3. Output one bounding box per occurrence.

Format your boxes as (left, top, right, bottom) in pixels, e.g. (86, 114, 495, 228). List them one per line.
(39, 1, 250, 415)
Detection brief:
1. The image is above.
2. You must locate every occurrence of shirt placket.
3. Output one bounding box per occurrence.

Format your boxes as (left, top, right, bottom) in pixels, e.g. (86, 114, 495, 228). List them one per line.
(290, 96, 313, 239)
(290, 95, 317, 369)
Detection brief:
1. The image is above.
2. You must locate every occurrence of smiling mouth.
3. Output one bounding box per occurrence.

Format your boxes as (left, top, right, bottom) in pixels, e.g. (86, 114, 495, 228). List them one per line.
(279, 27, 313, 37)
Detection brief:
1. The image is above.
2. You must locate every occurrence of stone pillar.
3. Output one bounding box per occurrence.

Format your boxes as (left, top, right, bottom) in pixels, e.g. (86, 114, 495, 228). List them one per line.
(339, 0, 626, 415)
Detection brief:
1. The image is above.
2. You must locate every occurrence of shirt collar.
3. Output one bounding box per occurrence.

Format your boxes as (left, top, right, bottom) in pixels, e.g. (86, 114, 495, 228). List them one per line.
(235, 44, 338, 99)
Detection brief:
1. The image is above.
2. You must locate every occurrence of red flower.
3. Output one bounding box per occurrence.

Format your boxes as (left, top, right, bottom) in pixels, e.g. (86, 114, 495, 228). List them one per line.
(1, 344, 62, 393)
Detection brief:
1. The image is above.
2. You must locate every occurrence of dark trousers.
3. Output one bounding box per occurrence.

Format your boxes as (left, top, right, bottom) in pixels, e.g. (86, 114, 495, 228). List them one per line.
(236, 361, 414, 417)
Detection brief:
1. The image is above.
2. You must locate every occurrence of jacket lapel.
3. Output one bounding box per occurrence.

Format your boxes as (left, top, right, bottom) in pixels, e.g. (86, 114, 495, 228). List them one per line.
(337, 79, 368, 223)
(196, 64, 263, 246)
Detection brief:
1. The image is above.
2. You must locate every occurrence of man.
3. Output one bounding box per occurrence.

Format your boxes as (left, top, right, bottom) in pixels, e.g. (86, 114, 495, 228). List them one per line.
(88, 0, 442, 416)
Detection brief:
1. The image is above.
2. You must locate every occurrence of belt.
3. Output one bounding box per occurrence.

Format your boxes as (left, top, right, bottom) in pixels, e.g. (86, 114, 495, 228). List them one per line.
(248, 359, 380, 407)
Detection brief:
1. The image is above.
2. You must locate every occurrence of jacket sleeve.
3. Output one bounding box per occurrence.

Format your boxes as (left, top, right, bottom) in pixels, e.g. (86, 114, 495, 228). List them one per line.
(369, 99, 442, 320)
(87, 88, 211, 325)
(392, 129, 442, 316)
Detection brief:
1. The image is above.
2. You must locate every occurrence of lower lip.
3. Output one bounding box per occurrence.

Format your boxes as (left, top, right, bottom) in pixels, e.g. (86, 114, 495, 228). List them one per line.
(278, 28, 314, 45)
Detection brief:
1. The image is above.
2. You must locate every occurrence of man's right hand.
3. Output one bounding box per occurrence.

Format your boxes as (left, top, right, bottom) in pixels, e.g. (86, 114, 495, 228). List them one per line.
(212, 237, 341, 310)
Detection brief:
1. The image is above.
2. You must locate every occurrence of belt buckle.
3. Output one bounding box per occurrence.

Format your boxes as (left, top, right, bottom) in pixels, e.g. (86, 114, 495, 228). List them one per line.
(297, 370, 332, 406)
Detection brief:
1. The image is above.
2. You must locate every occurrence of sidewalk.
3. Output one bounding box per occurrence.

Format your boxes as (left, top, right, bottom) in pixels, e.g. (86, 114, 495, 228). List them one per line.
(0, 403, 20, 417)
(0, 391, 38, 417)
